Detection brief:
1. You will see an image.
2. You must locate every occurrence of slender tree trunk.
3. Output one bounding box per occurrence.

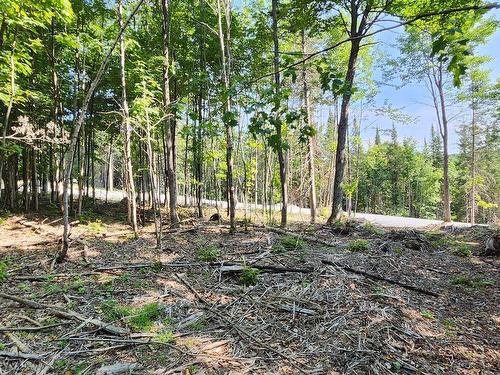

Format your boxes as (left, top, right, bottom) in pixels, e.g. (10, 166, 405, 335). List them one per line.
(31, 148, 39, 210)
(118, 0, 138, 233)
(58, 0, 144, 262)
(144, 90, 162, 250)
(435, 69, 451, 223)
(470, 98, 476, 225)
(217, 0, 236, 230)
(271, 0, 287, 227)
(301, 29, 317, 223)
(161, 0, 180, 227)
(0, 38, 16, 202)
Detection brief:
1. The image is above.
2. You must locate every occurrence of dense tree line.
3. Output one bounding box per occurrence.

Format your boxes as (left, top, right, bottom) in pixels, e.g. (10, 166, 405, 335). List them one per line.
(0, 0, 498, 259)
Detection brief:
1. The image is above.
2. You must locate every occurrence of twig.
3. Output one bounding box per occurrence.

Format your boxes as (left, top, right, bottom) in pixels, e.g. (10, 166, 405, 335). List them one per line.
(0, 322, 70, 332)
(321, 260, 439, 297)
(174, 273, 310, 374)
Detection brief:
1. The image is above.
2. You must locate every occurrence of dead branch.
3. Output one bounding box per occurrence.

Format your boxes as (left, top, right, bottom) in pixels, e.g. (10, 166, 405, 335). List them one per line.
(321, 260, 439, 297)
(0, 292, 128, 335)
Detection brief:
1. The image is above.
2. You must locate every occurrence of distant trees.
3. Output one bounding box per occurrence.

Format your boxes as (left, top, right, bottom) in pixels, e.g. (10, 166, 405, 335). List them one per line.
(0, 0, 498, 260)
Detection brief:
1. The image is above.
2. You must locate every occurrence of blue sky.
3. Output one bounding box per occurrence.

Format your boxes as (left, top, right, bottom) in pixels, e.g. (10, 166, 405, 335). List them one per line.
(357, 10, 500, 152)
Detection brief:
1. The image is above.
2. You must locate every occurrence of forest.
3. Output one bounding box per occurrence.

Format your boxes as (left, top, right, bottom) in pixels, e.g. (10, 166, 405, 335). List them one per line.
(0, 0, 499, 374)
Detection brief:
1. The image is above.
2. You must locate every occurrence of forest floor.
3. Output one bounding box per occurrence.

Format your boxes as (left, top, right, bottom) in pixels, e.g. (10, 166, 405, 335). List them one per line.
(0, 202, 499, 375)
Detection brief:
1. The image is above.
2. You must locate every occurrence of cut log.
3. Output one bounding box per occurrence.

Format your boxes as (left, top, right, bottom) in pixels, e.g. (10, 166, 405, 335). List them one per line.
(321, 260, 439, 297)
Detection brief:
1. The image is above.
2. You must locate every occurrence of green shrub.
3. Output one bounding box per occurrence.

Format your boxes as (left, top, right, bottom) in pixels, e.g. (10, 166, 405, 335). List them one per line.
(196, 245, 220, 261)
(347, 239, 369, 252)
(240, 267, 260, 286)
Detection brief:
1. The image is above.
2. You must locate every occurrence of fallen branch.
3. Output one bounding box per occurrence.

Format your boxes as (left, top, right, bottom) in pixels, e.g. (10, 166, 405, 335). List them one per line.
(0, 292, 128, 335)
(0, 350, 46, 360)
(220, 262, 313, 274)
(321, 260, 439, 297)
(0, 322, 71, 332)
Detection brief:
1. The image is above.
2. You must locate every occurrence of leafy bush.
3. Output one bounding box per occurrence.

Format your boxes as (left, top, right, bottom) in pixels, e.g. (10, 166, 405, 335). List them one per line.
(196, 245, 220, 261)
(347, 239, 369, 252)
(240, 267, 260, 286)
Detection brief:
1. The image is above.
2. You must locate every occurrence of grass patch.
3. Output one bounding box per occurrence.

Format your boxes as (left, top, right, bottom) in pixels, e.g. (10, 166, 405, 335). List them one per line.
(347, 239, 369, 252)
(100, 300, 165, 331)
(155, 330, 175, 343)
(84, 219, 105, 234)
(420, 310, 435, 319)
(187, 318, 206, 331)
(362, 222, 384, 235)
(451, 243, 473, 258)
(451, 275, 494, 289)
(196, 245, 220, 262)
(0, 262, 8, 283)
(279, 235, 304, 251)
(239, 267, 260, 286)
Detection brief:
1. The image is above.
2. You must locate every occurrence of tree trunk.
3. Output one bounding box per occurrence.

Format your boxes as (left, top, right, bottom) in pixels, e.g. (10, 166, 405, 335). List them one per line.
(271, 0, 287, 227)
(161, 0, 180, 227)
(301, 29, 317, 223)
(118, 0, 138, 233)
(327, 38, 361, 223)
(58, 0, 145, 262)
(470, 97, 476, 225)
(217, 0, 236, 231)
